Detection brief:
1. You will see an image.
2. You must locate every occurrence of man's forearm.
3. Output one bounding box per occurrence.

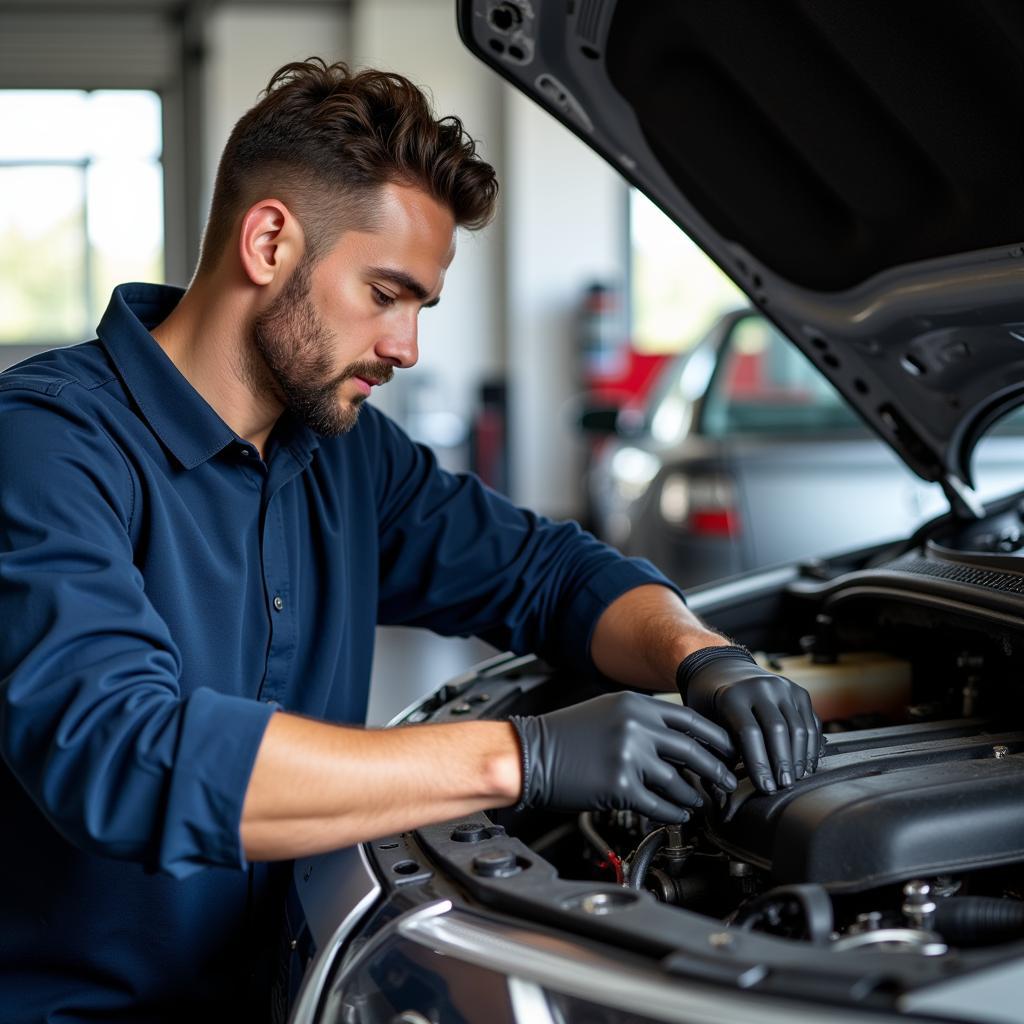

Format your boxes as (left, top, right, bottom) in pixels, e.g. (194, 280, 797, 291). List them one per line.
(240, 712, 522, 860)
(589, 584, 729, 690)
(241, 585, 727, 861)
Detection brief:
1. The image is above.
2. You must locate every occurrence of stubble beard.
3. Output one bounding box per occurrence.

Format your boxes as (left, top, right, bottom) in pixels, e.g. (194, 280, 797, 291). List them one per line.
(248, 258, 393, 437)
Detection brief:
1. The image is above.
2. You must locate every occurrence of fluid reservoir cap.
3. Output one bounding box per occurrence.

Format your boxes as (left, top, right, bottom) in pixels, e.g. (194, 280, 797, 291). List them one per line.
(473, 849, 520, 877)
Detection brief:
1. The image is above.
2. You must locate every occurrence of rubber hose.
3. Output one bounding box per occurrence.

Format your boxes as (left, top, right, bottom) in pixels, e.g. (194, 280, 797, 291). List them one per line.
(578, 812, 613, 861)
(627, 827, 667, 890)
(934, 897, 1024, 947)
(531, 821, 578, 856)
(732, 883, 834, 943)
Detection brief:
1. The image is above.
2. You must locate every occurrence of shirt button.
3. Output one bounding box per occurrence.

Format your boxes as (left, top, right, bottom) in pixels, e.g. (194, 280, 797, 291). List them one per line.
(273, 594, 284, 612)
(240, 448, 253, 457)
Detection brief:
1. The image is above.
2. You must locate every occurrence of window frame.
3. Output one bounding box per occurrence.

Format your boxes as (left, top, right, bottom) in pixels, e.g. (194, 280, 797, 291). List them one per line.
(0, 7, 194, 365)
(697, 313, 866, 439)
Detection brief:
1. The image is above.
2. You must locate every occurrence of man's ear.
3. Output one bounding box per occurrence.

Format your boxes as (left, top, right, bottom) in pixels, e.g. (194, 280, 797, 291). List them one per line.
(238, 199, 305, 286)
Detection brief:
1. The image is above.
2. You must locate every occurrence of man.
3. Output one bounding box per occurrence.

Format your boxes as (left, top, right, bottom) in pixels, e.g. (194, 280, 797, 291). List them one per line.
(0, 60, 819, 1020)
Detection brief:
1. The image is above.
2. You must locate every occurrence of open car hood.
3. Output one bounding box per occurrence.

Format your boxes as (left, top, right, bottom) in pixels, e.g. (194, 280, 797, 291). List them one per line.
(457, 0, 1024, 516)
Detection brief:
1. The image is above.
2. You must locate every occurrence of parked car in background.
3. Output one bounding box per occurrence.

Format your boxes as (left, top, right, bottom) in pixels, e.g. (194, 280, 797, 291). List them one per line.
(586, 308, 1024, 587)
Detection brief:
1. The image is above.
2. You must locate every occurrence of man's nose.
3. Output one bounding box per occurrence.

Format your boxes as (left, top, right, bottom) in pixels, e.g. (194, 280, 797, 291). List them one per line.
(376, 317, 419, 369)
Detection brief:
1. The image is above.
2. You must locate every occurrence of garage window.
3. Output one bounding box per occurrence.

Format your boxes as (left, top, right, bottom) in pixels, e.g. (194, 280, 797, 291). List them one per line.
(0, 89, 164, 347)
(629, 189, 743, 354)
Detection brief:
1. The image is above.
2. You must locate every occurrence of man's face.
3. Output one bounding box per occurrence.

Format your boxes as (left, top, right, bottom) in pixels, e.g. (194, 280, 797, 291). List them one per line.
(251, 182, 457, 436)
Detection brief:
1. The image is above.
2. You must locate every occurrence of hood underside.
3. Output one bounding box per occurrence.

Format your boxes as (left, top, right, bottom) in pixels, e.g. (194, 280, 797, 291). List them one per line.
(458, 0, 1024, 506)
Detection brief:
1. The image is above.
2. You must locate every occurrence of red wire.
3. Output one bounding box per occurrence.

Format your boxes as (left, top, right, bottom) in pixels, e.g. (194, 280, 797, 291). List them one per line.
(606, 849, 624, 885)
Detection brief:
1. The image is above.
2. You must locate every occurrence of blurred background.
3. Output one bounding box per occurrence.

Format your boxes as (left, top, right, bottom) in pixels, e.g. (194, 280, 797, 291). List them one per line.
(0, 0, 742, 508)
(11, 0, 1007, 721)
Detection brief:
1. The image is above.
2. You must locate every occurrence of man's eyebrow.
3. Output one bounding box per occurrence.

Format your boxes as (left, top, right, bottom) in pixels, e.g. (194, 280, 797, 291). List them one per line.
(369, 267, 441, 308)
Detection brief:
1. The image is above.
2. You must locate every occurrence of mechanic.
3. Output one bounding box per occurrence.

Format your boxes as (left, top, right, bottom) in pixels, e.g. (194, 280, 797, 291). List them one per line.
(0, 59, 820, 1021)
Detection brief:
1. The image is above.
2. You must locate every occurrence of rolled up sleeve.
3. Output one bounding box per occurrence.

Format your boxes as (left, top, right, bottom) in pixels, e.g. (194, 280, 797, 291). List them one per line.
(0, 386, 274, 878)
(370, 410, 681, 673)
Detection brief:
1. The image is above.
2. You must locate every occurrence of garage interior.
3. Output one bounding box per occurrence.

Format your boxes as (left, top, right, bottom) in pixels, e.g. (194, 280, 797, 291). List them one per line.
(0, 0, 667, 720)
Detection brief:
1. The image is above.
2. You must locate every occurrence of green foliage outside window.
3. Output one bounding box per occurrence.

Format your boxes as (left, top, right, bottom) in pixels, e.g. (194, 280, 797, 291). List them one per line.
(0, 90, 164, 346)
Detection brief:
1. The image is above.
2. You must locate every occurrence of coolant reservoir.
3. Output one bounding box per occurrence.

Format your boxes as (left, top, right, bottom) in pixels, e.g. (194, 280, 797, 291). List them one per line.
(755, 651, 912, 723)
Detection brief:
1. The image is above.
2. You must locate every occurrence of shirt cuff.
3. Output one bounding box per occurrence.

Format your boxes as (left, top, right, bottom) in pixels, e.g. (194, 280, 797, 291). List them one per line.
(157, 688, 277, 878)
(563, 556, 684, 676)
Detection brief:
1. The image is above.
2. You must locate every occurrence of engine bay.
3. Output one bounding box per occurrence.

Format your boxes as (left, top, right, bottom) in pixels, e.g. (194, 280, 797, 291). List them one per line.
(400, 492, 1024, 1011)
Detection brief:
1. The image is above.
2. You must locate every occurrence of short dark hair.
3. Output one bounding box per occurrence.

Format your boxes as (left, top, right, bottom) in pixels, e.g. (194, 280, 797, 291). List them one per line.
(198, 58, 499, 272)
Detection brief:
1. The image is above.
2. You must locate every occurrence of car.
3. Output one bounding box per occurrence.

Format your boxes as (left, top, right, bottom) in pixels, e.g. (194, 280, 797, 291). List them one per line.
(586, 307, 1024, 587)
(286, 3, 1024, 1022)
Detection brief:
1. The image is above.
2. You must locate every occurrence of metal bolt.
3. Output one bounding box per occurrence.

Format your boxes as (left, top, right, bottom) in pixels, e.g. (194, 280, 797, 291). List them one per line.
(902, 879, 937, 930)
(451, 702, 472, 715)
(665, 824, 685, 851)
(994, 745, 1009, 759)
(708, 932, 734, 949)
(852, 911, 884, 933)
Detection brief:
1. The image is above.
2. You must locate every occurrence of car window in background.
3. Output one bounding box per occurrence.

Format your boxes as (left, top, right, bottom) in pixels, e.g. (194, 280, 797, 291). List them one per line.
(0, 90, 164, 347)
(702, 315, 864, 437)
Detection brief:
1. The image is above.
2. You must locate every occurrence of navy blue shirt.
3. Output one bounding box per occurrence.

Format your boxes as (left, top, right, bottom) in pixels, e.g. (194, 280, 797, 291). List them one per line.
(0, 284, 675, 1021)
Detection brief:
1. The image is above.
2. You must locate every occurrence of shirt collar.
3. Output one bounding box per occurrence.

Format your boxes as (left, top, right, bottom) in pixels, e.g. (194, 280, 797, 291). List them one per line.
(97, 283, 320, 470)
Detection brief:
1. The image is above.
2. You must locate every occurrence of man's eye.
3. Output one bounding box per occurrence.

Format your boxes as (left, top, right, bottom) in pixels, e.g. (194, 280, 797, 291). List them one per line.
(371, 286, 396, 308)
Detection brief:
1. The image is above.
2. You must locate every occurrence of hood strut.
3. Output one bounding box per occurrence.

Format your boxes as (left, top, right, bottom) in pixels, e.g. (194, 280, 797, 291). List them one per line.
(941, 475, 985, 522)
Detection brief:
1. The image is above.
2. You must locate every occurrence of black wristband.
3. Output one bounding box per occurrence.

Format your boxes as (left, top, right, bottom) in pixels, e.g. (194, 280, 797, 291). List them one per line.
(675, 644, 755, 703)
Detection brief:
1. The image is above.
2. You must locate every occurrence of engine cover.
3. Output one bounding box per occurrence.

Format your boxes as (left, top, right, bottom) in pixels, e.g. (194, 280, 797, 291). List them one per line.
(707, 720, 1024, 893)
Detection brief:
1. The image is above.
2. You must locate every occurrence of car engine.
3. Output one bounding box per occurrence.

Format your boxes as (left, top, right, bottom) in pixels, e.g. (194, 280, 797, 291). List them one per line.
(311, 497, 1024, 1024)
(467, 494, 1024, 960)
(539, 711, 1024, 958)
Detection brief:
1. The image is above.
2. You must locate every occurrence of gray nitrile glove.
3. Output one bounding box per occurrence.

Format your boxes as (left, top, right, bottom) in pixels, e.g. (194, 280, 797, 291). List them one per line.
(676, 645, 822, 794)
(509, 691, 737, 823)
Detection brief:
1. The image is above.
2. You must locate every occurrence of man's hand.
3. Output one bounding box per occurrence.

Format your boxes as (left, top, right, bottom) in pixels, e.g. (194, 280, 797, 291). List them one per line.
(676, 646, 822, 794)
(510, 691, 737, 822)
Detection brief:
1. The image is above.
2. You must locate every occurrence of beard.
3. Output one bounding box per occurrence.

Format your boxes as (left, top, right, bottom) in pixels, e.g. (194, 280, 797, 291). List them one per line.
(248, 258, 393, 437)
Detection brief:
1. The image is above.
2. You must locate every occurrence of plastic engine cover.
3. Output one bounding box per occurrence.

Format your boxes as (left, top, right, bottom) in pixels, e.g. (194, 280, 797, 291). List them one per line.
(708, 720, 1024, 893)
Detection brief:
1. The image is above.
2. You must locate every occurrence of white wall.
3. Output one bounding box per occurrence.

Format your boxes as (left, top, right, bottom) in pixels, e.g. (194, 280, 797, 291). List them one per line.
(349, 0, 505, 434)
(200, 5, 348, 230)
(504, 89, 628, 517)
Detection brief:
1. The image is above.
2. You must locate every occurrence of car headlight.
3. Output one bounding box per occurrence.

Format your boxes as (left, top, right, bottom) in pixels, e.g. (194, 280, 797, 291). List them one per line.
(610, 446, 661, 502)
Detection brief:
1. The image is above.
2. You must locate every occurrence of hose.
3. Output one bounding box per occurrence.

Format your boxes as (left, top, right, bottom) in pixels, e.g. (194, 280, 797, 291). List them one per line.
(731, 883, 834, 943)
(626, 827, 667, 890)
(530, 821, 578, 856)
(578, 812, 623, 884)
(934, 897, 1024, 947)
